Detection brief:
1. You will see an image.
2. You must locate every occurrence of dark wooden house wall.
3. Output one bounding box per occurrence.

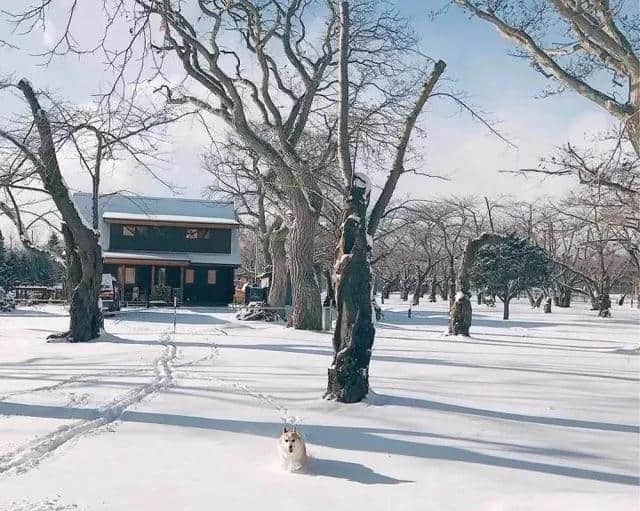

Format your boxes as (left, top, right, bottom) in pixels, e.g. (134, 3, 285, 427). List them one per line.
(109, 224, 231, 253)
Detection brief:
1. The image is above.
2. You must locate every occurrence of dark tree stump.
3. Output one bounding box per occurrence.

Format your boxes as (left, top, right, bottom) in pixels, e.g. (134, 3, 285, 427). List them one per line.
(449, 294, 472, 336)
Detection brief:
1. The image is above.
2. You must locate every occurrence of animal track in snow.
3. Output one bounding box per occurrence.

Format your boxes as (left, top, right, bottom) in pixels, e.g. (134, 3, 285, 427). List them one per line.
(0, 332, 176, 476)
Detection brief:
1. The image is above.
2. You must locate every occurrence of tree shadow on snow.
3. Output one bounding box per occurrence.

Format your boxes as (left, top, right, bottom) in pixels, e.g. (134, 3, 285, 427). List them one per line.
(379, 310, 564, 331)
(1, 307, 68, 318)
(301, 456, 413, 484)
(2, 401, 638, 487)
(111, 309, 228, 326)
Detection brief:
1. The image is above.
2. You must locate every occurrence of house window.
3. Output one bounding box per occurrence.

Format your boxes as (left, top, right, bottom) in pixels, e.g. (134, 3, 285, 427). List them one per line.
(125, 267, 136, 284)
(185, 269, 194, 284)
(123, 225, 135, 237)
(207, 270, 217, 285)
(186, 228, 198, 239)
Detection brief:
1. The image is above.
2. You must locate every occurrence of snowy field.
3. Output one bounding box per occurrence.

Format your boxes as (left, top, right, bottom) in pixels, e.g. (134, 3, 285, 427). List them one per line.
(0, 297, 638, 511)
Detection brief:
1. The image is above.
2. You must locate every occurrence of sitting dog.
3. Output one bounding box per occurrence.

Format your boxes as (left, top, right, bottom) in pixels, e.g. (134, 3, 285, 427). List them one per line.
(278, 426, 308, 471)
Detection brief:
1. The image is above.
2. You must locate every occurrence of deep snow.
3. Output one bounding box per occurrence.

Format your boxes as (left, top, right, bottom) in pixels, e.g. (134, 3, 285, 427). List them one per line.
(0, 297, 638, 510)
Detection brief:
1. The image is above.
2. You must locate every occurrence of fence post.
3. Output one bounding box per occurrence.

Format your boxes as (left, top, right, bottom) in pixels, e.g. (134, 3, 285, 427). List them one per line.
(173, 296, 177, 333)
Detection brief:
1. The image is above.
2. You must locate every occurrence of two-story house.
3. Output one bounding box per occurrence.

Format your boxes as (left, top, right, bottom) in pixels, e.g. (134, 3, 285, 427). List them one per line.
(73, 193, 241, 305)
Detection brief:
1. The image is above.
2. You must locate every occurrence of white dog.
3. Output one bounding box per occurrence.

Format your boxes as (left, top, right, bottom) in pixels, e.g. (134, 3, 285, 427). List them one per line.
(278, 426, 308, 471)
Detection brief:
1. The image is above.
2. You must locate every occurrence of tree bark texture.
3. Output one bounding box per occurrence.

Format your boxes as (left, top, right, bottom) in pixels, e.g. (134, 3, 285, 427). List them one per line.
(326, 182, 374, 403)
(268, 218, 288, 308)
(287, 202, 322, 330)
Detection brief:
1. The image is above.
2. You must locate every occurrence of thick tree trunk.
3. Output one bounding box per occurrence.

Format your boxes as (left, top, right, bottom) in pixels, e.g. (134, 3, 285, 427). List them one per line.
(429, 277, 437, 302)
(61, 223, 81, 301)
(400, 280, 410, 301)
(412, 273, 426, 306)
(382, 283, 392, 300)
(503, 297, 510, 320)
(61, 223, 102, 341)
(440, 277, 449, 301)
(449, 294, 472, 336)
(450, 233, 505, 336)
(268, 220, 288, 308)
(597, 277, 612, 317)
(70, 245, 103, 340)
(287, 202, 322, 330)
(558, 288, 571, 307)
(326, 181, 374, 403)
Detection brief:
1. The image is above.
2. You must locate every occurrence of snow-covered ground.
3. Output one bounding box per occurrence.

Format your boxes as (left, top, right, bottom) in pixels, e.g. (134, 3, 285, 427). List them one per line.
(0, 298, 638, 510)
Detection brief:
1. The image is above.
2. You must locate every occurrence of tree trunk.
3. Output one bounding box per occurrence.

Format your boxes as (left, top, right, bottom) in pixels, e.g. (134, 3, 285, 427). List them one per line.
(429, 277, 437, 302)
(326, 182, 374, 403)
(440, 277, 449, 301)
(448, 266, 456, 309)
(450, 233, 505, 336)
(503, 297, 510, 320)
(268, 219, 288, 308)
(449, 293, 472, 336)
(62, 223, 81, 301)
(558, 288, 571, 307)
(17, 79, 102, 342)
(401, 280, 410, 301)
(412, 273, 425, 306)
(70, 244, 103, 340)
(287, 203, 322, 330)
(382, 283, 391, 300)
(526, 288, 536, 307)
(533, 293, 544, 308)
(597, 276, 612, 317)
(323, 268, 336, 307)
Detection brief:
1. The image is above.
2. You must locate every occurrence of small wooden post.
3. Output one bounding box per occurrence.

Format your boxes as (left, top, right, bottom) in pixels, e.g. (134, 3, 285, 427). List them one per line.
(173, 296, 177, 332)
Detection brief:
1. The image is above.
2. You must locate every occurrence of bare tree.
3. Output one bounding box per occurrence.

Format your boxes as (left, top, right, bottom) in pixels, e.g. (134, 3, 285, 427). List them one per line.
(455, 0, 639, 155)
(0, 77, 184, 341)
(325, 0, 446, 403)
(0, 80, 103, 341)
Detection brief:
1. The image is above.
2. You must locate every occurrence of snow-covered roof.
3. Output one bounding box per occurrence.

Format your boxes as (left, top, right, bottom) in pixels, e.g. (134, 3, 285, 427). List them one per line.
(102, 212, 239, 225)
(73, 193, 237, 226)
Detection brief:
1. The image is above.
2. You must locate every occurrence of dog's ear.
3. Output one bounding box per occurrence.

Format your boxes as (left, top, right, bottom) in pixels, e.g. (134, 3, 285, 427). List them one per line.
(282, 426, 288, 433)
(292, 425, 297, 433)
